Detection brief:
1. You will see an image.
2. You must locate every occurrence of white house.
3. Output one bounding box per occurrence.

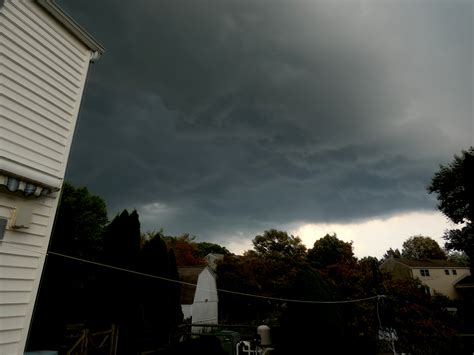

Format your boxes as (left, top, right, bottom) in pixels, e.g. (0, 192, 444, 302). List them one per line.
(380, 258, 471, 300)
(0, 1, 103, 353)
(178, 266, 218, 332)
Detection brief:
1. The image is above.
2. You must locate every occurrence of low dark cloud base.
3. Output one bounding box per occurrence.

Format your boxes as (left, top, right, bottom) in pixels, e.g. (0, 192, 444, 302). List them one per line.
(63, 0, 472, 241)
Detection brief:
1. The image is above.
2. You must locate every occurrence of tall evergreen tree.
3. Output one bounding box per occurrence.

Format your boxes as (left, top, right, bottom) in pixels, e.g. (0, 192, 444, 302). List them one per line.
(103, 210, 141, 268)
(137, 232, 183, 349)
(101, 210, 143, 353)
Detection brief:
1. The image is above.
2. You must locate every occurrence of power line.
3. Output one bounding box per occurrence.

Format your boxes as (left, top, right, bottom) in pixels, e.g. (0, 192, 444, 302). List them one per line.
(1, 240, 385, 304)
(49, 251, 384, 304)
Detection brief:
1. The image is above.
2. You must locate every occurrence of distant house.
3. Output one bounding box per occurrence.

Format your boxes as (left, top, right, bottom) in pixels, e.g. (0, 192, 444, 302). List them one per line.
(205, 253, 225, 271)
(380, 258, 472, 300)
(0, 1, 103, 353)
(178, 266, 218, 331)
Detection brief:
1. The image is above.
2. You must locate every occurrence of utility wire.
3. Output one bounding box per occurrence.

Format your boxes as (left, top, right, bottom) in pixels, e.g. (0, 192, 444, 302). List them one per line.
(376, 295, 382, 329)
(1, 240, 385, 304)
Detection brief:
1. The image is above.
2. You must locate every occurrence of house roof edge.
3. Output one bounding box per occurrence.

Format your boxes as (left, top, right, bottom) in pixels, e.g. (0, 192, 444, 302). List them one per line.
(36, 0, 105, 60)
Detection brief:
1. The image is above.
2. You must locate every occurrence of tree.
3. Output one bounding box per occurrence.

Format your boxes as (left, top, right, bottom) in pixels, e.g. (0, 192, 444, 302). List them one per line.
(163, 234, 206, 266)
(29, 183, 108, 350)
(443, 225, 474, 264)
(139, 233, 183, 347)
(103, 209, 142, 268)
(252, 229, 306, 260)
(382, 277, 461, 354)
(277, 265, 345, 354)
(216, 254, 273, 323)
(49, 182, 108, 259)
(428, 147, 474, 261)
(217, 230, 312, 324)
(382, 248, 401, 261)
(196, 241, 230, 258)
(446, 250, 470, 266)
(307, 233, 356, 268)
(428, 147, 474, 224)
(100, 210, 143, 352)
(401, 235, 446, 260)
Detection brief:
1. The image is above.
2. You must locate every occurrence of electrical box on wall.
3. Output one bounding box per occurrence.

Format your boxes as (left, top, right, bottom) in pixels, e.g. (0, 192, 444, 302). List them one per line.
(10, 203, 34, 229)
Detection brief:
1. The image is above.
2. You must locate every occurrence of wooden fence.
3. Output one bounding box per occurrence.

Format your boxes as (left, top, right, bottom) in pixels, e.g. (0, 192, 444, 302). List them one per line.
(66, 325, 118, 355)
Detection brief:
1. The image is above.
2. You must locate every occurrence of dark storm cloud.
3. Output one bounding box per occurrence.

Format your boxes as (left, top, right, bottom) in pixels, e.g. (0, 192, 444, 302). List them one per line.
(61, 0, 472, 242)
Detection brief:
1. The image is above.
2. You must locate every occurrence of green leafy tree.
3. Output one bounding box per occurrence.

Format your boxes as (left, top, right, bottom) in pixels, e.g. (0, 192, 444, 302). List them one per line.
(50, 182, 108, 259)
(196, 241, 230, 258)
(443, 225, 474, 265)
(218, 229, 310, 324)
(401, 235, 446, 260)
(216, 254, 272, 323)
(446, 251, 470, 266)
(252, 229, 307, 260)
(381, 248, 401, 261)
(382, 277, 461, 354)
(277, 265, 344, 353)
(428, 147, 474, 262)
(430, 151, 474, 347)
(307, 233, 356, 268)
(29, 183, 108, 350)
(305, 236, 385, 353)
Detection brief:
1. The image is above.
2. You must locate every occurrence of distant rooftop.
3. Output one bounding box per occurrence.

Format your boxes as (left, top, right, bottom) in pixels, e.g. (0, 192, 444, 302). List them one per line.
(391, 258, 469, 268)
(455, 275, 474, 289)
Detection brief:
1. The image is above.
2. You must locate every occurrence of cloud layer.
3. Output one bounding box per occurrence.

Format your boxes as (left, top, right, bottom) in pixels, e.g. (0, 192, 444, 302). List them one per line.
(61, 0, 472, 245)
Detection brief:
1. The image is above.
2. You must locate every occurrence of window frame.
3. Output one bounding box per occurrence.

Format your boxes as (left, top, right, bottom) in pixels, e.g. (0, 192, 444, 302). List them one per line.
(420, 269, 430, 277)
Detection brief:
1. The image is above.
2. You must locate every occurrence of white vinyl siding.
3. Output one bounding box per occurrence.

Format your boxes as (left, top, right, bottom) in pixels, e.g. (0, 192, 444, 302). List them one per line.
(0, 193, 57, 353)
(0, 0, 91, 189)
(1, 279, 35, 292)
(0, 1, 97, 353)
(0, 304, 28, 318)
(0, 330, 22, 349)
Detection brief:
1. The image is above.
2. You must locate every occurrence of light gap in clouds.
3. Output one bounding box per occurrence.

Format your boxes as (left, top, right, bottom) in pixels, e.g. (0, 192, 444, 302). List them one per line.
(292, 211, 454, 259)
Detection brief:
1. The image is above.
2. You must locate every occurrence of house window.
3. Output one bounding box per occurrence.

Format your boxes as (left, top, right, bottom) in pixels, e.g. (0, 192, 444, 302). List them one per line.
(452, 270, 457, 275)
(420, 269, 430, 277)
(445, 270, 449, 275)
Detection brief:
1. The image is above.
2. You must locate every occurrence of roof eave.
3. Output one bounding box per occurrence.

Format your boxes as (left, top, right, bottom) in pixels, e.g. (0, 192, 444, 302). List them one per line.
(392, 258, 469, 268)
(36, 0, 105, 61)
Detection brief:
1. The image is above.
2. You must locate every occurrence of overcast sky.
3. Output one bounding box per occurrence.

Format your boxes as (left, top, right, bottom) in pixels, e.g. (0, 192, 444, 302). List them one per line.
(60, 0, 472, 258)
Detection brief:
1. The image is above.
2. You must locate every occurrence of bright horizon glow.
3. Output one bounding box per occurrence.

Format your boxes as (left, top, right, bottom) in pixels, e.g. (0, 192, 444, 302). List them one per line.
(294, 211, 455, 259)
(225, 211, 456, 259)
